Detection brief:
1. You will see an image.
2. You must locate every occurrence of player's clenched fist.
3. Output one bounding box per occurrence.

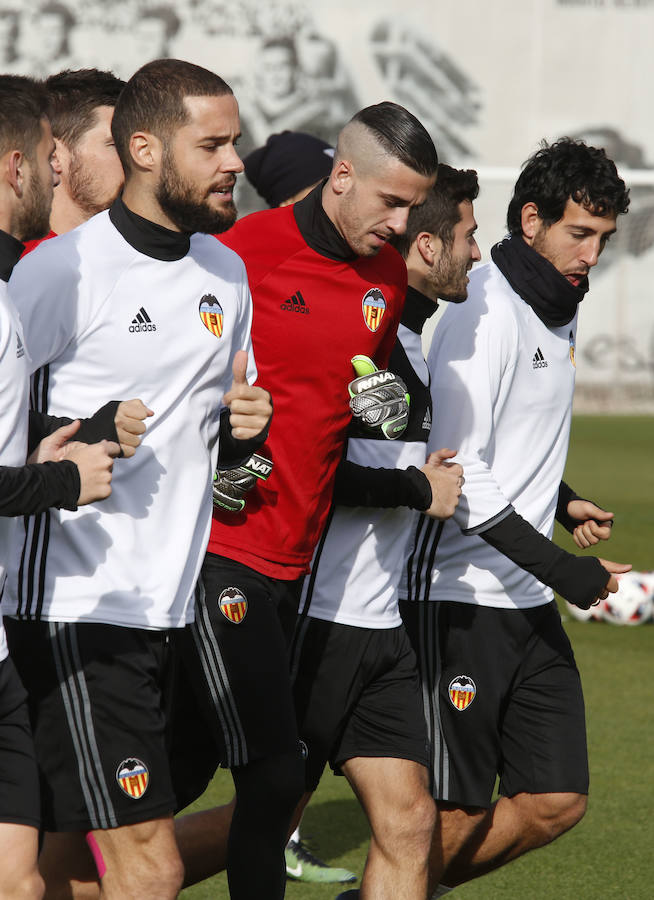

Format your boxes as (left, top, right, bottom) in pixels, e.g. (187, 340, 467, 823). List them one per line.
(60, 440, 121, 506)
(115, 399, 154, 458)
(223, 349, 272, 440)
(421, 448, 464, 519)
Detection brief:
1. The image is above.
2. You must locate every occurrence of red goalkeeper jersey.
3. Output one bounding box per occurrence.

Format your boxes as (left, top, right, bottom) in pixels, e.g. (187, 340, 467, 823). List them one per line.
(207, 185, 406, 579)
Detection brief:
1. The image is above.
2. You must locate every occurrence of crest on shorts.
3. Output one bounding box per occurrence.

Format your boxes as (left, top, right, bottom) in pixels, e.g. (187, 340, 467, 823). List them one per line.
(116, 758, 149, 799)
(199, 294, 224, 338)
(362, 288, 386, 332)
(218, 587, 248, 623)
(448, 675, 476, 711)
(569, 330, 576, 368)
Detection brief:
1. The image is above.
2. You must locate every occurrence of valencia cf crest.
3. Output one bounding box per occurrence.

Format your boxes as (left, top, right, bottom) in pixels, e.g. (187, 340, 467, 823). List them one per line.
(218, 587, 248, 623)
(569, 330, 576, 368)
(448, 675, 476, 711)
(116, 758, 149, 799)
(199, 294, 224, 338)
(361, 288, 386, 332)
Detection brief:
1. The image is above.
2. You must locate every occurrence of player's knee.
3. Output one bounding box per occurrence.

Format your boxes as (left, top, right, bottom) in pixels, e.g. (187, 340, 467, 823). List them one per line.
(264, 750, 306, 817)
(523, 792, 587, 844)
(0, 867, 45, 900)
(374, 790, 436, 858)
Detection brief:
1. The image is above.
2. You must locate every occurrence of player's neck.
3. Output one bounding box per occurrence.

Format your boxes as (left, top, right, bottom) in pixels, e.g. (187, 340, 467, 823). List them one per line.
(407, 269, 439, 304)
(121, 181, 182, 232)
(50, 192, 89, 235)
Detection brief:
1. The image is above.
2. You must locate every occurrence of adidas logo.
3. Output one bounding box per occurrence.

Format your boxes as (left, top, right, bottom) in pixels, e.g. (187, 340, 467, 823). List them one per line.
(532, 347, 548, 369)
(422, 407, 432, 432)
(16, 332, 24, 359)
(280, 290, 310, 314)
(129, 307, 157, 333)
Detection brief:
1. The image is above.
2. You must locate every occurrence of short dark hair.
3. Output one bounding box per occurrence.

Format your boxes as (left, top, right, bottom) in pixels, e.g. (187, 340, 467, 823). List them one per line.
(45, 69, 125, 149)
(0, 75, 49, 161)
(111, 59, 233, 175)
(351, 101, 438, 178)
(507, 138, 630, 234)
(392, 164, 479, 258)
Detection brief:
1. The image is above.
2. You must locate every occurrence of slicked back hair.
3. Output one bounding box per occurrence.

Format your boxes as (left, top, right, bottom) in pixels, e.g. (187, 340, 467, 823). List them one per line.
(111, 58, 233, 176)
(507, 138, 630, 234)
(46, 69, 125, 150)
(0, 75, 49, 161)
(392, 164, 479, 259)
(350, 102, 437, 178)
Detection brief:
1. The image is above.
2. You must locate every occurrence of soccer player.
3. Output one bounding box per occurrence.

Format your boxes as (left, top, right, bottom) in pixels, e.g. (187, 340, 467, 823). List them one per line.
(399, 139, 631, 895)
(0, 73, 119, 900)
(244, 127, 357, 886)
(4, 59, 271, 900)
(173, 102, 438, 899)
(289, 164, 479, 900)
(22, 67, 125, 252)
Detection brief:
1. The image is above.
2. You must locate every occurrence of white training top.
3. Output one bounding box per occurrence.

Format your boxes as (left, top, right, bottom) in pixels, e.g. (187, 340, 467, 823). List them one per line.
(300, 320, 430, 628)
(4, 211, 255, 629)
(401, 260, 578, 610)
(0, 281, 30, 660)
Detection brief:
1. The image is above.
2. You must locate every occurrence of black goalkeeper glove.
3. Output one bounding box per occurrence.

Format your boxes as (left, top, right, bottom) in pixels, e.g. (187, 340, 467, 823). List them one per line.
(212, 452, 273, 513)
(348, 354, 410, 440)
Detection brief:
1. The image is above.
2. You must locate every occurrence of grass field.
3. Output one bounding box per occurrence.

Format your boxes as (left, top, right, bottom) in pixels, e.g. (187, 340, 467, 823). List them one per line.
(180, 416, 654, 899)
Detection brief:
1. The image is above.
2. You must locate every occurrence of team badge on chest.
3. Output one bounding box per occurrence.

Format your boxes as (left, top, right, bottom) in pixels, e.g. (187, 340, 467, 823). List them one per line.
(199, 294, 224, 338)
(362, 288, 387, 332)
(569, 330, 576, 367)
(116, 758, 149, 799)
(448, 675, 476, 711)
(218, 587, 248, 623)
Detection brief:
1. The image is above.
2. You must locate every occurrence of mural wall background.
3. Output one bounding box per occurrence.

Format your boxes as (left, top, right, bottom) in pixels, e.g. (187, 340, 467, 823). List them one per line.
(3, 0, 653, 409)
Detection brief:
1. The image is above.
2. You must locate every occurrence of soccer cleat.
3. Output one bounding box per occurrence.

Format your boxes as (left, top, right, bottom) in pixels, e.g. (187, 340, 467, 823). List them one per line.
(285, 838, 357, 884)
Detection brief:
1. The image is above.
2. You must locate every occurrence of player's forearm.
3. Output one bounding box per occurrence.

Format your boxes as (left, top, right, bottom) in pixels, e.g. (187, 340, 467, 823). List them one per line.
(480, 510, 608, 607)
(28, 401, 122, 455)
(333, 460, 432, 509)
(0, 460, 80, 516)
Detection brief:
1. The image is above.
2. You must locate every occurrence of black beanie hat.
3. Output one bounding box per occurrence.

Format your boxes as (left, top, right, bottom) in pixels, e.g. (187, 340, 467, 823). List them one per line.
(244, 131, 334, 207)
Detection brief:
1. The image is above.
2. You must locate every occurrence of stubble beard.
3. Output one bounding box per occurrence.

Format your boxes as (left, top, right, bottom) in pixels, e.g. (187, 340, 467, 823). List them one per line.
(17, 166, 52, 242)
(156, 151, 237, 235)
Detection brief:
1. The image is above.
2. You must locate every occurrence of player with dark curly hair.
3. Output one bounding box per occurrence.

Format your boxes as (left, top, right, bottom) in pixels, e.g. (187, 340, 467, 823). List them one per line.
(400, 138, 631, 896)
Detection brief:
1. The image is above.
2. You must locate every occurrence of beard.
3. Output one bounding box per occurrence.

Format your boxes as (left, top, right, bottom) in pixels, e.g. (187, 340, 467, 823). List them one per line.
(433, 246, 470, 303)
(156, 150, 237, 235)
(68, 151, 121, 219)
(17, 165, 52, 242)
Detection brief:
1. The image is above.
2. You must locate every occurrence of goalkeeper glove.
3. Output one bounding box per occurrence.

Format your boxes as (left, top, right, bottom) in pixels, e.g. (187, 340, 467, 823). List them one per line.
(348, 354, 410, 440)
(212, 452, 273, 513)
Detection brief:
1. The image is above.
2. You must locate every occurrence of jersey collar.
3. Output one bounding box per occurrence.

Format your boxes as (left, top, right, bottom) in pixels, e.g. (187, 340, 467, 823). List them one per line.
(109, 195, 191, 261)
(293, 181, 357, 262)
(0, 228, 25, 282)
(402, 285, 438, 334)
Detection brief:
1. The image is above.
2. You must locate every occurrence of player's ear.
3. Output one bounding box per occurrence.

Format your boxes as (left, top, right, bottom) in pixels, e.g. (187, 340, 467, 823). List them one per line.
(416, 231, 440, 267)
(330, 158, 353, 196)
(51, 139, 65, 176)
(4, 149, 24, 197)
(128, 131, 160, 174)
(520, 202, 542, 243)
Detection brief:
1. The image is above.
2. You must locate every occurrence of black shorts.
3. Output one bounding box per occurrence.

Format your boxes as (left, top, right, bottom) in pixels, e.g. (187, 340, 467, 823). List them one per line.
(5, 618, 177, 832)
(290, 617, 430, 792)
(400, 600, 589, 809)
(0, 655, 40, 828)
(171, 554, 303, 808)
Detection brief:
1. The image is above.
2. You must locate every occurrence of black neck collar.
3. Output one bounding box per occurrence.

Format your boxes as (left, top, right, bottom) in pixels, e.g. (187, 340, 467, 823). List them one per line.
(293, 182, 357, 262)
(403, 285, 438, 334)
(109, 195, 190, 261)
(491, 234, 587, 328)
(0, 229, 25, 282)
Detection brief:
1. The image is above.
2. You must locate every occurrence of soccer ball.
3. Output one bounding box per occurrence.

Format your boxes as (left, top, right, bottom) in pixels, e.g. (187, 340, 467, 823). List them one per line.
(565, 598, 606, 622)
(602, 571, 654, 626)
